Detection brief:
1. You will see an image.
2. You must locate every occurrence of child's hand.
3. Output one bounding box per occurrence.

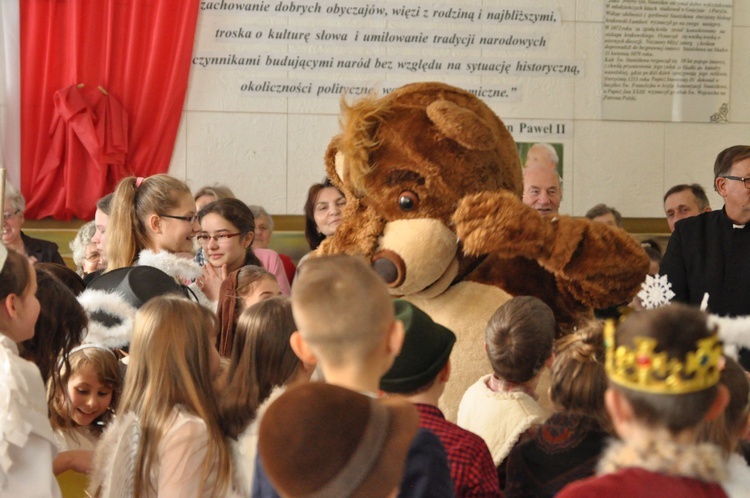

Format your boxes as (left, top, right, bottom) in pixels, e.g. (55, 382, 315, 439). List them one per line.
(198, 263, 227, 302)
(53, 449, 94, 475)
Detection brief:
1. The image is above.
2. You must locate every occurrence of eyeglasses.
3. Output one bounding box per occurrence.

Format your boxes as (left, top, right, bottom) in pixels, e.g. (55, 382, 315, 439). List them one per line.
(2, 209, 20, 221)
(158, 213, 198, 224)
(196, 232, 244, 245)
(721, 176, 750, 189)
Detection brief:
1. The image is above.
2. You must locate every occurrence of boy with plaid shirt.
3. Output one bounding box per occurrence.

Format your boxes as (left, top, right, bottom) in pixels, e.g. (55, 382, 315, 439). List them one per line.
(381, 300, 502, 497)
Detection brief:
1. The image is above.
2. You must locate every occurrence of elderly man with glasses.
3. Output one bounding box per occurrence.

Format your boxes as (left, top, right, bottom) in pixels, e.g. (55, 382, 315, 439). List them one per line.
(2, 182, 65, 264)
(661, 145, 750, 368)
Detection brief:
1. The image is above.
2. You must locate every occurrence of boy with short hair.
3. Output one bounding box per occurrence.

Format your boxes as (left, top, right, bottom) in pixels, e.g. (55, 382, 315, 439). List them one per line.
(558, 303, 729, 497)
(457, 296, 555, 487)
(286, 255, 454, 497)
(381, 300, 502, 497)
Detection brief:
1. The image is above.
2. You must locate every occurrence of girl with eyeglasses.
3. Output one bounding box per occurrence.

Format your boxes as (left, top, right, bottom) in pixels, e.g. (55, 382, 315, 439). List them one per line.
(104, 175, 211, 304)
(197, 199, 290, 302)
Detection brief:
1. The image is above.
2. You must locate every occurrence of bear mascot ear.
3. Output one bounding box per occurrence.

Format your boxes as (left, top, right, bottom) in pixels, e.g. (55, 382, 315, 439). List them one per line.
(425, 99, 497, 152)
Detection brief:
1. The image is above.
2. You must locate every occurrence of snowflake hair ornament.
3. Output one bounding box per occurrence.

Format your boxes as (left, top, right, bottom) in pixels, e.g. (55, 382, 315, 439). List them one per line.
(636, 274, 675, 309)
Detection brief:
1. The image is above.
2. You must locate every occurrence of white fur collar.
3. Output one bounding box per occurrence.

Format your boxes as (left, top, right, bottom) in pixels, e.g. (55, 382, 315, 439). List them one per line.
(598, 430, 727, 483)
(137, 249, 202, 281)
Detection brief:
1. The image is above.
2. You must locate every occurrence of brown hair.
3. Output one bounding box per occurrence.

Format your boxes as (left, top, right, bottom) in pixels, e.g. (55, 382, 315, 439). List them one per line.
(20, 268, 86, 383)
(550, 321, 610, 431)
(197, 198, 261, 267)
(485, 296, 555, 383)
(303, 178, 341, 250)
(105, 175, 193, 271)
(292, 255, 393, 367)
(96, 193, 114, 216)
(697, 356, 749, 456)
(215, 266, 278, 356)
(220, 297, 300, 439)
(48, 346, 121, 435)
(663, 183, 711, 211)
(613, 304, 720, 434)
(713, 145, 750, 181)
(0, 248, 30, 301)
(585, 203, 623, 227)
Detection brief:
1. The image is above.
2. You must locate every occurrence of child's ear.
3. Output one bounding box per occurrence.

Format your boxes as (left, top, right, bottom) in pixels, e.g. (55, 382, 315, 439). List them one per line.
(3, 293, 18, 320)
(148, 214, 162, 234)
(289, 331, 317, 366)
(605, 387, 634, 434)
(704, 384, 730, 422)
(439, 358, 451, 383)
(387, 320, 405, 358)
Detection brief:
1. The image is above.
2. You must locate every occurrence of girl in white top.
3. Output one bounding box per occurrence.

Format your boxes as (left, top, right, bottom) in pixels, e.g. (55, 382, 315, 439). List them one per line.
(89, 295, 233, 498)
(0, 245, 62, 497)
(48, 344, 121, 451)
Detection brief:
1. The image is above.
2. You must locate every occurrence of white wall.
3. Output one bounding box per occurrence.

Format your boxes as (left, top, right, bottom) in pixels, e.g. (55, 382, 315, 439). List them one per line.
(3, 2, 748, 218)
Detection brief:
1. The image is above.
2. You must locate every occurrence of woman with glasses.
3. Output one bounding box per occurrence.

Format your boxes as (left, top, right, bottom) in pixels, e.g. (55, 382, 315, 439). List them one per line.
(196, 198, 290, 302)
(2, 182, 65, 265)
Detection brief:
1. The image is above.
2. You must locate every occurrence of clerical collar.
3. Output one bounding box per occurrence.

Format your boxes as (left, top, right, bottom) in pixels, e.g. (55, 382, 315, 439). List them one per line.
(733, 224, 746, 229)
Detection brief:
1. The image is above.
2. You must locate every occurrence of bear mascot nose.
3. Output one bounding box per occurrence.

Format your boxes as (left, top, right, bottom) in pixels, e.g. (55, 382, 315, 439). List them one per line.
(372, 249, 406, 288)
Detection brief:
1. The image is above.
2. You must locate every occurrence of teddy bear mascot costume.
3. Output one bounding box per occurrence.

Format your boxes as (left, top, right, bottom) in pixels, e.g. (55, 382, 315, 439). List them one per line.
(317, 82, 649, 420)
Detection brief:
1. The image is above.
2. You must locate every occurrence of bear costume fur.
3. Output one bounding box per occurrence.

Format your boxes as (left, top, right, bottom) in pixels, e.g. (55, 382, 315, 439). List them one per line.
(318, 82, 649, 421)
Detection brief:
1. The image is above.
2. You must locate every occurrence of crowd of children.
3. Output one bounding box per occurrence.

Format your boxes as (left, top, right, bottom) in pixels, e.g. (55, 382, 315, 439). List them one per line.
(2, 172, 750, 497)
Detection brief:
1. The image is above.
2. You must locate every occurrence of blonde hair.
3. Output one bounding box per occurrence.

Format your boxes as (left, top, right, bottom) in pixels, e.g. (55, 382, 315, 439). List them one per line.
(106, 175, 192, 271)
(119, 296, 230, 498)
(291, 255, 393, 367)
(48, 346, 121, 435)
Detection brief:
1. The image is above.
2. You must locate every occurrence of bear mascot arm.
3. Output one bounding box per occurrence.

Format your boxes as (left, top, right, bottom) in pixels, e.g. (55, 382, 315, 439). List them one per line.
(453, 190, 650, 309)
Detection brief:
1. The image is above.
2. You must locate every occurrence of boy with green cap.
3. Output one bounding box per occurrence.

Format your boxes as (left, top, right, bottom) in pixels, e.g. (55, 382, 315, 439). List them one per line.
(381, 300, 502, 498)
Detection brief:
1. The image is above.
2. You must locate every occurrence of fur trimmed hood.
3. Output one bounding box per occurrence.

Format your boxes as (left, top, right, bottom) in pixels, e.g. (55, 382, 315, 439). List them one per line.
(598, 431, 727, 483)
(78, 289, 136, 349)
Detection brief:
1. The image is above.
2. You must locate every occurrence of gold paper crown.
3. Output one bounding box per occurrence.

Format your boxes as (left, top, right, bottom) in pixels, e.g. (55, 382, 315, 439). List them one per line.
(604, 320, 722, 394)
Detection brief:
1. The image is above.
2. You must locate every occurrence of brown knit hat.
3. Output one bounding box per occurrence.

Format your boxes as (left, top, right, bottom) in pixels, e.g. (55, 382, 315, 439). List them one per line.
(258, 383, 419, 498)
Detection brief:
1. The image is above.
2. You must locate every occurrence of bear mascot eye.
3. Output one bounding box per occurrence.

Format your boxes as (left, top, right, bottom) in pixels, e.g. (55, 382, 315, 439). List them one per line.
(398, 191, 419, 211)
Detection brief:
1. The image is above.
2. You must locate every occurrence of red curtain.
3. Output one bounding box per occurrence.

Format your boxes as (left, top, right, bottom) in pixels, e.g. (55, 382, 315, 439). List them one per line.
(20, 1, 199, 220)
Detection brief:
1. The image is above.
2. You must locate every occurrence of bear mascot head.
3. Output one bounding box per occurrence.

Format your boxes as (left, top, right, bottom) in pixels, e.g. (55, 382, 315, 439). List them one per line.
(317, 82, 649, 420)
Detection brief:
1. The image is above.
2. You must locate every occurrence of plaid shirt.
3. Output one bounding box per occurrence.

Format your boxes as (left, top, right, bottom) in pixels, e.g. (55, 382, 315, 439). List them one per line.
(416, 403, 503, 498)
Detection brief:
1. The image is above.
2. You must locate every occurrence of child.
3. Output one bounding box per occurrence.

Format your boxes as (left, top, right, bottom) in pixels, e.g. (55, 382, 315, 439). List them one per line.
(215, 265, 282, 356)
(698, 357, 750, 497)
(505, 321, 611, 497)
(197, 198, 290, 302)
(104, 175, 209, 305)
(457, 296, 555, 487)
(258, 382, 419, 497)
(220, 296, 313, 495)
(276, 254, 453, 497)
(20, 266, 87, 384)
(558, 303, 729, 497)
(0, 245, 62, 496)
(380, 299, 502, 497)
(48, 344, 121, 451)
(88, 295, 232, 497)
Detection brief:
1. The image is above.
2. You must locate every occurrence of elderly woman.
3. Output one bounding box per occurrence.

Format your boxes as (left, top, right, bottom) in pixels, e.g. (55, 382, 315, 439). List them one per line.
(249, 205, 296, 284)
(2, 183, 64, 264)
(69, 220, 102, 277)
